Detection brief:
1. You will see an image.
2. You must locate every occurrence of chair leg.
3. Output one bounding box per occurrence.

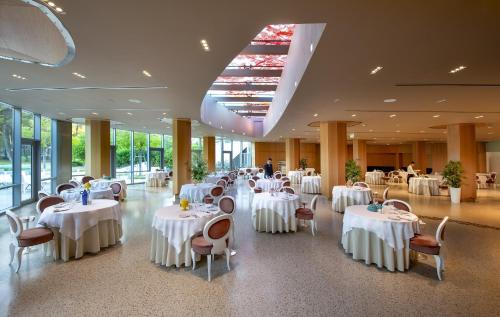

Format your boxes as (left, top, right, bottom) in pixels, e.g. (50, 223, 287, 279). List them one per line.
(225, 248, 231, 271)
(310, 220, 315, 236)
(9, 243, 15, 265)
(434, 255, 443, 281)
(16, 247, 24, 273)
(191, 250, 196, 270)
(207, 255, 212, 282)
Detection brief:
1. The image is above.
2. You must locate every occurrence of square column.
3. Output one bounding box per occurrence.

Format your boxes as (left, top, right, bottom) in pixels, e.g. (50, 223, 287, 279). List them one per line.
(476, 142, 487, 173)
(353, 139, 367, 176)
(285, 138, 300, 173)
(412, 141, 427, 173)
(203, 136, 216, 172)
(320, 121, 347, 198)
(84, 119, 110, 178)
(173, 119, 191, 195)
(447, 123, 477, 201)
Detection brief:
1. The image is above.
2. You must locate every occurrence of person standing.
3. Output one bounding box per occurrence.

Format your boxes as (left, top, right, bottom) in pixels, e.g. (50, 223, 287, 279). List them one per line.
(263, 158, 274, 179)
(407, 161, 417, 184)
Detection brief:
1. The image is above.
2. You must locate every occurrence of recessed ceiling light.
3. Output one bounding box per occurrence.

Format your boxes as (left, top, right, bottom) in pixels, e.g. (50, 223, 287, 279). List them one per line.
(334, 98, 340, 103)
(351, 114, 357, 117)
(313, 113, 318, 117)
(201, 39, 210, 52)
(450, 65, 466, 74)
(55, 7, 63, 13)
(292, 128, 296, 131)
(128, 99, 142, 104)
(369, 129, 374, 132)
(474, 115, 484, 119)
(419, 130, 425, 133)
(370, 66, 383, 75)
(231, 129, 235, 133)
(142, 70, 152, 77)
(433, 114, 440, 118)
(361, 124, 367, 127)
(92, 112, 98, 115)
(127, 112, 133, 116)
(389, 114, 397, 118)
(294, 81, 298, 87)
(12, 74, 27, 80)
(396, 130, 400, 133)
(47, 1, 55, 7)
(72, 72, 86, 79)
(310, 43, 314, 52)
(436, 99, 447, 103)
(384, 98, 397, 103)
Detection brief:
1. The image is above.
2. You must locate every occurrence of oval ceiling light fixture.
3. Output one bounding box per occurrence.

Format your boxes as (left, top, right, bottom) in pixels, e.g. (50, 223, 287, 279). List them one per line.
(142, 70, 152, 77)
(384, 98, 397, 103)
(449, 65, 466, 74)
(128, 99, 142, 104)
(370, 66, 383, 75)
(0, 0, 74, 67)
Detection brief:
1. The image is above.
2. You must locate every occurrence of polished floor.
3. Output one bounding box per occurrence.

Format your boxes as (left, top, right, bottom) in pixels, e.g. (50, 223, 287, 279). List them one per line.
(0, 181, 499, 316)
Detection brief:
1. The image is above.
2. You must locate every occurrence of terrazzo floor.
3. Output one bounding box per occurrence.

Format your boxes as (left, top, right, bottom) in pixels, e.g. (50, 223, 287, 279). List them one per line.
(0, 181, 499, 316)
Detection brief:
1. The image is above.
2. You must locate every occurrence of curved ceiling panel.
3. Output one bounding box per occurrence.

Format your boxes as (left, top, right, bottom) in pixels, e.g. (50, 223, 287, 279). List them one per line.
(0, 0, 74, 67)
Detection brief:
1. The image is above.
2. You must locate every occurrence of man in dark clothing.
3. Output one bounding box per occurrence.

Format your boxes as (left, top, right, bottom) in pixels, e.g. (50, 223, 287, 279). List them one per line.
(263, 158, 273, 178)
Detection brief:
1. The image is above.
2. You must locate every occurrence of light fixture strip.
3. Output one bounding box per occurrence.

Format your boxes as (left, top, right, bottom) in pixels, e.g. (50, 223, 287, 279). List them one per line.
(370, 66, 383, 75)
(200, 39, 210, 52)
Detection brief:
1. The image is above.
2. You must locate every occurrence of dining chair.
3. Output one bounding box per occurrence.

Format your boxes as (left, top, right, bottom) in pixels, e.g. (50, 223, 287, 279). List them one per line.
(306, 171, 312, 176)
(109, 182, 122, 201)
(56, 183, 75, 195)
(295, 195, 319, 236)
(204, 185, 224, 204)
(6, 210, 55, 273)
(274, 173, 282, 180)
(36, 196, 65, 215)
(37, 190, 49, 200)
(191, 214, 233, 282)
(216, 179, 227, 193)
(382, 199, 412, 213)
(252, 176, 260, 181)
(81, 176, 94, 184)
(410, 216, 449, 280)
(353, 181, 369, 188)
(282, 180, 291, 187)
(69, 180, 80, 188)
(281, 177, 290, 182)
(280, 186, 295, 194)
(248, 179, 262, 193)
(258, 168, 264, 173)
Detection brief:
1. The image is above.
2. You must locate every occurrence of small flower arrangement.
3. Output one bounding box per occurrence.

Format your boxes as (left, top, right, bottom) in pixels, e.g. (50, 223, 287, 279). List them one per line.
(83, 182, 91, 191)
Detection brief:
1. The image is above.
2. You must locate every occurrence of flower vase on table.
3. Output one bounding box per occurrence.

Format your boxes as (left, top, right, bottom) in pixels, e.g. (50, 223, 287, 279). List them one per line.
(180, 198, 189, 211)
(81, 182, 92, 205)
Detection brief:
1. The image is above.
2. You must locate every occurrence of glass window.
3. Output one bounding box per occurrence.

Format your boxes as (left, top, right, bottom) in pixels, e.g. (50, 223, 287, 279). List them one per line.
(71, 123, 86, 177)
(164, 135, 173, 169)
(21, 110, 34, 139)
(0, 104, 13, 210)
(110, 128, 115, 146)
(133, 132, 147, 182)
(150, 134, 162, 148)
(232, 141, 241, 169)
(191, 137, 202, 162)
(41, 117, 52, 193)
(215, 137, 222, 170)
(116, 129, 132, 184)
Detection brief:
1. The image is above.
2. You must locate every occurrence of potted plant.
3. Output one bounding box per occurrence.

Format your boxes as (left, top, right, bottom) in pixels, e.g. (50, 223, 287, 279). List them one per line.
(299, 158, 308, 170)
(191, 156, 208, 184)
(345, 159, 361, 186)
(442, 160, 464, 203)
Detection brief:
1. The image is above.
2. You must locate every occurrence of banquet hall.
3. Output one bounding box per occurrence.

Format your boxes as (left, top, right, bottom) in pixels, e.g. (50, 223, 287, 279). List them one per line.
(0, 1, 499, 316)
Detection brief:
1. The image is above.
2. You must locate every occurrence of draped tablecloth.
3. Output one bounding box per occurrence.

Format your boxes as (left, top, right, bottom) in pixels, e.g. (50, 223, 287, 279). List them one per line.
(332, 186, 373, 212)
(205, 173, 227, 184)
(365, 171, 385, 185)
(145, 171, 170, 187)
(342, 205, 420, 271)
(301, 176, 321, 193)
(256, 172, 265, 179)
(288, 170, 305, 184)
(60, 188, 114, 202)
(150, 204, 220, 267)
(251, 192, 299, 233)
(37, 199, 122, 261)
(256, 179, 283, 191)
(179, 183, 214, 202)
(90, 179, 128, 199)
(408, 177, 439, 196)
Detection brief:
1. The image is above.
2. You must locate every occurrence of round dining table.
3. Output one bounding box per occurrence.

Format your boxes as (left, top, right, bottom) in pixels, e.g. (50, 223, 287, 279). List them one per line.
(365, 171, 385, 185)
(408, 177, 440, 196)
(301, 176, 321, 193)
(37, 199, 122, 261)
(150, 204, 220, 268)
(90, 178, 128, 200)
(342, 205, 420, 272)
(255, 179, 283, 191)
(251, 192, 299, 233)
(288, 170, 305, 184)
(60, 187, 114, 202)
(179, 183, 214, 202)
(145, 171, 170, 187)
(205, 172, 227, 184)
(331, 186, 373, 212)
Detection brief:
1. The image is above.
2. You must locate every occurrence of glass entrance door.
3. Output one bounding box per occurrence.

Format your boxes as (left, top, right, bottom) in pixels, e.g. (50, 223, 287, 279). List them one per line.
(21, 141, 33, 202)
(222, 151, 232, 170)
(149, 148, 164, 171)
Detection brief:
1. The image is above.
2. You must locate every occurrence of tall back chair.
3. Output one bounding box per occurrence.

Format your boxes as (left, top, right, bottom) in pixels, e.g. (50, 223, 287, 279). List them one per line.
(296, 195, 319, 236)
(37, 191, 49, 200)
(274, 173, 282, 180)
(382, 187, 390, 201)
(204, 185, 224, 204)
(218, 196, 235, 215)
(36, 196, 65, 215)
(81, 176, 94, 184)
(282, 180, 291, 187)
(109, 182, 122, 201)
(6, 210, 54, 273)
(280, 186, 295, 194)
(69, 180, 80, 188)
(56, 183, 75, 195)
(258, 168, 264, 173)
(248, 179, 262, 193)
(252, 176, 260, 181)
(410, 216, 449, 280)
(353, 181, 369, 188)
(191, 214, 233, 281)
(216, 179, 227, 189)
(382, 199, 412, 213)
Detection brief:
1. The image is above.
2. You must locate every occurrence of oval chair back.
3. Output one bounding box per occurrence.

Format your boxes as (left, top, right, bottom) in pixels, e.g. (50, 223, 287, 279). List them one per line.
(37, 191, 49, 200)
(353, 181, 369, 188)
(280, 186, 295, 194)
(248, 179, 256, 189)
(382, 187, 390, 201)
(282, 180, 291, 187)
(221, 176, 230, 182)
(245, 168, 252, 174)
(210, 185, 224, 199)
(5, 210, 22, 238)
(69, 180, 80, 188)
(216, 179, 227, 188)
(307, 171, 312, 176)
(436, 216, 449, 245)
(274, 173, 282, 180)
(252, 176, 260, 181)
(218, 196, 235, 215)
(382, 199, 412, 213)
(310, 195, 319, 212)
(36, 195, 65, 215)
(281, 177, 290, 182)
(229, 173, 236, 180)
(56, 183, 75, 195)
(258, 168, 264, 173)
(203, 214, 233, 255)
(110, 182, 122, 201)
(81, 176, 94, 184)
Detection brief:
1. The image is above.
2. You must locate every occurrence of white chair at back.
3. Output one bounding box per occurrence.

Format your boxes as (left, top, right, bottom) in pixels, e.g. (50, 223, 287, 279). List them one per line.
(382, 199, 412, 213)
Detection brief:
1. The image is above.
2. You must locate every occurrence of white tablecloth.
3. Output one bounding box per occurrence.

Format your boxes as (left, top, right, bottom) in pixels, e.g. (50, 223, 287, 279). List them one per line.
(301, 176, 321, 193)
(146, 171, 170, 187)
(305, 168, 316, 175)
(332, 186, 373, 212)
(397, 170, 408, 182)
(288, 171, 305, 184)
(365, 171, 385, 185)
(251, 192, 299, 233)
(90, 179, 127, 199)
(256, 172, 265, 179)
(179, 183, 214, 202)
(37, 199, 122, 261)
(239, 167, 260, 175)
(60, 188, 114, 202)
(409, 177, 439, 196)
(476, 173, 490, 189)
(255, 179, 283, 191)
(150, 204, 220, 267)
(205, 173, 227, 184)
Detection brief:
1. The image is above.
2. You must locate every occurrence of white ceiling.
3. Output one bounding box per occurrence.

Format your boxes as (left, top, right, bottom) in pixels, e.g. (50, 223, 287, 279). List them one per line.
(1, 0, 500, 143)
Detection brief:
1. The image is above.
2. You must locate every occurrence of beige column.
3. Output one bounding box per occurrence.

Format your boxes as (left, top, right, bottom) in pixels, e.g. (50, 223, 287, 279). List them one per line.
(203, 136, 216, 172)
(447, 123, 477, 201)
(285, 138, 301, 173)
(173, 119, 191, 195)
(476, 142, 487, 173)
(353, 139, 367, 176)
(84, 119, 110, 178)
(320, 121, 347, 198)
(413, 141, 427, 173)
